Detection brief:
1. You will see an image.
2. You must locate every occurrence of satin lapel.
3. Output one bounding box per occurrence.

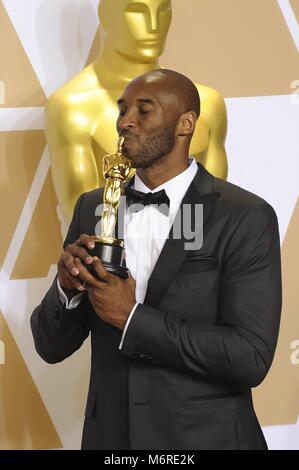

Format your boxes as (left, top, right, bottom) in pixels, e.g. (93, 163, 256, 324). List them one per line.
(144, 164, 220, 307)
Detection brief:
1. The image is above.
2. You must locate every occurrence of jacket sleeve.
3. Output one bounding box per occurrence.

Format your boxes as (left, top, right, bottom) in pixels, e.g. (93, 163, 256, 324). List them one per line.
(30, 193, 90, 364)
(120, 202, 282, 388)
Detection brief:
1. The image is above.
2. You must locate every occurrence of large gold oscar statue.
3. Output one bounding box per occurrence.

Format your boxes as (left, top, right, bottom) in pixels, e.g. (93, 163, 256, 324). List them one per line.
(46, 0, 228, 224)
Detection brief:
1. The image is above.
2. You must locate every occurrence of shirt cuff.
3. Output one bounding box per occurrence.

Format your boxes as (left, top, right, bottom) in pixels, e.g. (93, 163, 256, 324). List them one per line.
(119, 302, 139, 350)
(56, 277, 84, 309)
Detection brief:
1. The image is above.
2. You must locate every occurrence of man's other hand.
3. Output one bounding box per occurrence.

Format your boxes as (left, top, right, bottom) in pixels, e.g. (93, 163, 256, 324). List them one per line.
(57, 233, 96, 294)
(74, 256, 136, 330)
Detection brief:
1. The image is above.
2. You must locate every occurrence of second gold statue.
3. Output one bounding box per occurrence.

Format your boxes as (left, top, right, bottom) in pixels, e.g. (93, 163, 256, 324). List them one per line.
(89, 136, 131, 279)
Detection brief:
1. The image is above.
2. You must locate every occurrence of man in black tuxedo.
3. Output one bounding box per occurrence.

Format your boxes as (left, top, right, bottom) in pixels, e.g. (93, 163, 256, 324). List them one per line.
(31, 69, 282, 450)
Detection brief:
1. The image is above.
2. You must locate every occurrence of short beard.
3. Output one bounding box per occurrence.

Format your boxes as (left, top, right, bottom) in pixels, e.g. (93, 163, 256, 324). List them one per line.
(123, 127, 176, 169)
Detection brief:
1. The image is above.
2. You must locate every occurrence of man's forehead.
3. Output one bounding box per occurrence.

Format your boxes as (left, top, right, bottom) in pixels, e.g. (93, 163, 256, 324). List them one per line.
(120, 76, 169, 101)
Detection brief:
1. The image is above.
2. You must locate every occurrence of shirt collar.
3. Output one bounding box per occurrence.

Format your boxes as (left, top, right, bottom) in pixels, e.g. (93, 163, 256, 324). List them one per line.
(133, 157, 198, 215)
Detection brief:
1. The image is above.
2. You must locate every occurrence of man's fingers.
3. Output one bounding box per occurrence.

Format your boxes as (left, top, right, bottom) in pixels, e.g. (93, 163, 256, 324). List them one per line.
(79, 234, 96, 251)
(128, 271, 136, 286)
(74, 256, 114, 287)
(58, 234, 104, 291)
(66, 243, 93, 265)
(61, 252, 81, 276)
(58, 264, 86, 291)
(74, 257, 103, 287)
(68, 273, 86, 291)
(59, 253, 78, 276)
(92, 257, 112, 282)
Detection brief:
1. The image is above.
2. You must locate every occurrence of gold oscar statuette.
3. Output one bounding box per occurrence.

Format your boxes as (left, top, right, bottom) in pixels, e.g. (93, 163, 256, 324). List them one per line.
(89, 136, 131, 279)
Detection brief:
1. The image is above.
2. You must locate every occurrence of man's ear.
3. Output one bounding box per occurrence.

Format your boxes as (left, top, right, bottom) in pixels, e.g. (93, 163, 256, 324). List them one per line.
(176, 111, 197, 136)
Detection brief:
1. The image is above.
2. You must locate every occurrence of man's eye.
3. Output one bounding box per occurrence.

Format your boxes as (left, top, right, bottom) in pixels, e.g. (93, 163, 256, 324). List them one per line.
(140, 109, 149, 114)
(118, 110, 126, 116)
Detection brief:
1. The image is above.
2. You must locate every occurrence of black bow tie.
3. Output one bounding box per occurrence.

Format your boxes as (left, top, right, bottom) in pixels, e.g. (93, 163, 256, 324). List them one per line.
(125, 187, 170, 216)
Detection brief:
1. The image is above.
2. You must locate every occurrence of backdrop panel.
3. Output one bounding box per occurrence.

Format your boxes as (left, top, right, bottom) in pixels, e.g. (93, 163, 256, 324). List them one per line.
(0, 0, 298, 449)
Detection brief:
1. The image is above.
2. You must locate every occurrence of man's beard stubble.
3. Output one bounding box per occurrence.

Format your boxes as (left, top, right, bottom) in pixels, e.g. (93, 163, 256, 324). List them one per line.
(122, 127, 176, 169)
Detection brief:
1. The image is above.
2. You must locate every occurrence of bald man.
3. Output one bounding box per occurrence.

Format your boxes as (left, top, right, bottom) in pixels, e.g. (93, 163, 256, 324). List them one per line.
(31, 70, 282, 450)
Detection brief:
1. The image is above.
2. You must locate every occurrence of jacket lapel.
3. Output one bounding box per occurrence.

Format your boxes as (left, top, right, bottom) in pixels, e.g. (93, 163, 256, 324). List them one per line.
(144, 164, 220, 307)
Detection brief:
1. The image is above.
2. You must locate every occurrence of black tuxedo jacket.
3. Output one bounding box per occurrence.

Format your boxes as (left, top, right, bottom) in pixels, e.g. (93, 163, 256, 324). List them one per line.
(31, 163, 282, 450)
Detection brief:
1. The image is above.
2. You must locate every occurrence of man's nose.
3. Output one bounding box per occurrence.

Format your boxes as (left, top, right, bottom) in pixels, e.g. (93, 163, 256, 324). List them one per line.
(118, 112, 136, 130)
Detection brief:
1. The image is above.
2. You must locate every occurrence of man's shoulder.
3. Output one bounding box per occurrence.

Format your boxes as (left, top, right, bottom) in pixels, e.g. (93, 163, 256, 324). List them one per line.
(212, 175, 277, 221)
(197, 164, 269, 210)
(77, 187, 105, 211)
(214, 176, 264, 205)
(81, 187, 105, 203)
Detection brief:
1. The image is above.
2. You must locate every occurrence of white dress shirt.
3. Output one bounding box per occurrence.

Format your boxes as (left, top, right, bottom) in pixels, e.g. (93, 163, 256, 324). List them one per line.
(58, 157, 198, 349)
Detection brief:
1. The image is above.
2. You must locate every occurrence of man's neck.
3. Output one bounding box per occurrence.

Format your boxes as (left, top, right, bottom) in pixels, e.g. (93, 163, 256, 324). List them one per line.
(94, 40, 159, 90)
(136, 157, 190, 190)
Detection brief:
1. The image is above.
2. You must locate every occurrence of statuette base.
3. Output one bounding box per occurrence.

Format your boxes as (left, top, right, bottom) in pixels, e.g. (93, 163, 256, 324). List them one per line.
(88, 237, 129, 280)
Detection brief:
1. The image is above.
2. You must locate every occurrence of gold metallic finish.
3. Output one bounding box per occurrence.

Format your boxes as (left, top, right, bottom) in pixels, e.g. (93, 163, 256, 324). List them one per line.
(100, 138, 131, 241)
(90, 235, 124, 247)
(118, 136, 125, 154)
(46, 0, 227, 223)
(98, 136, 131, 244)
